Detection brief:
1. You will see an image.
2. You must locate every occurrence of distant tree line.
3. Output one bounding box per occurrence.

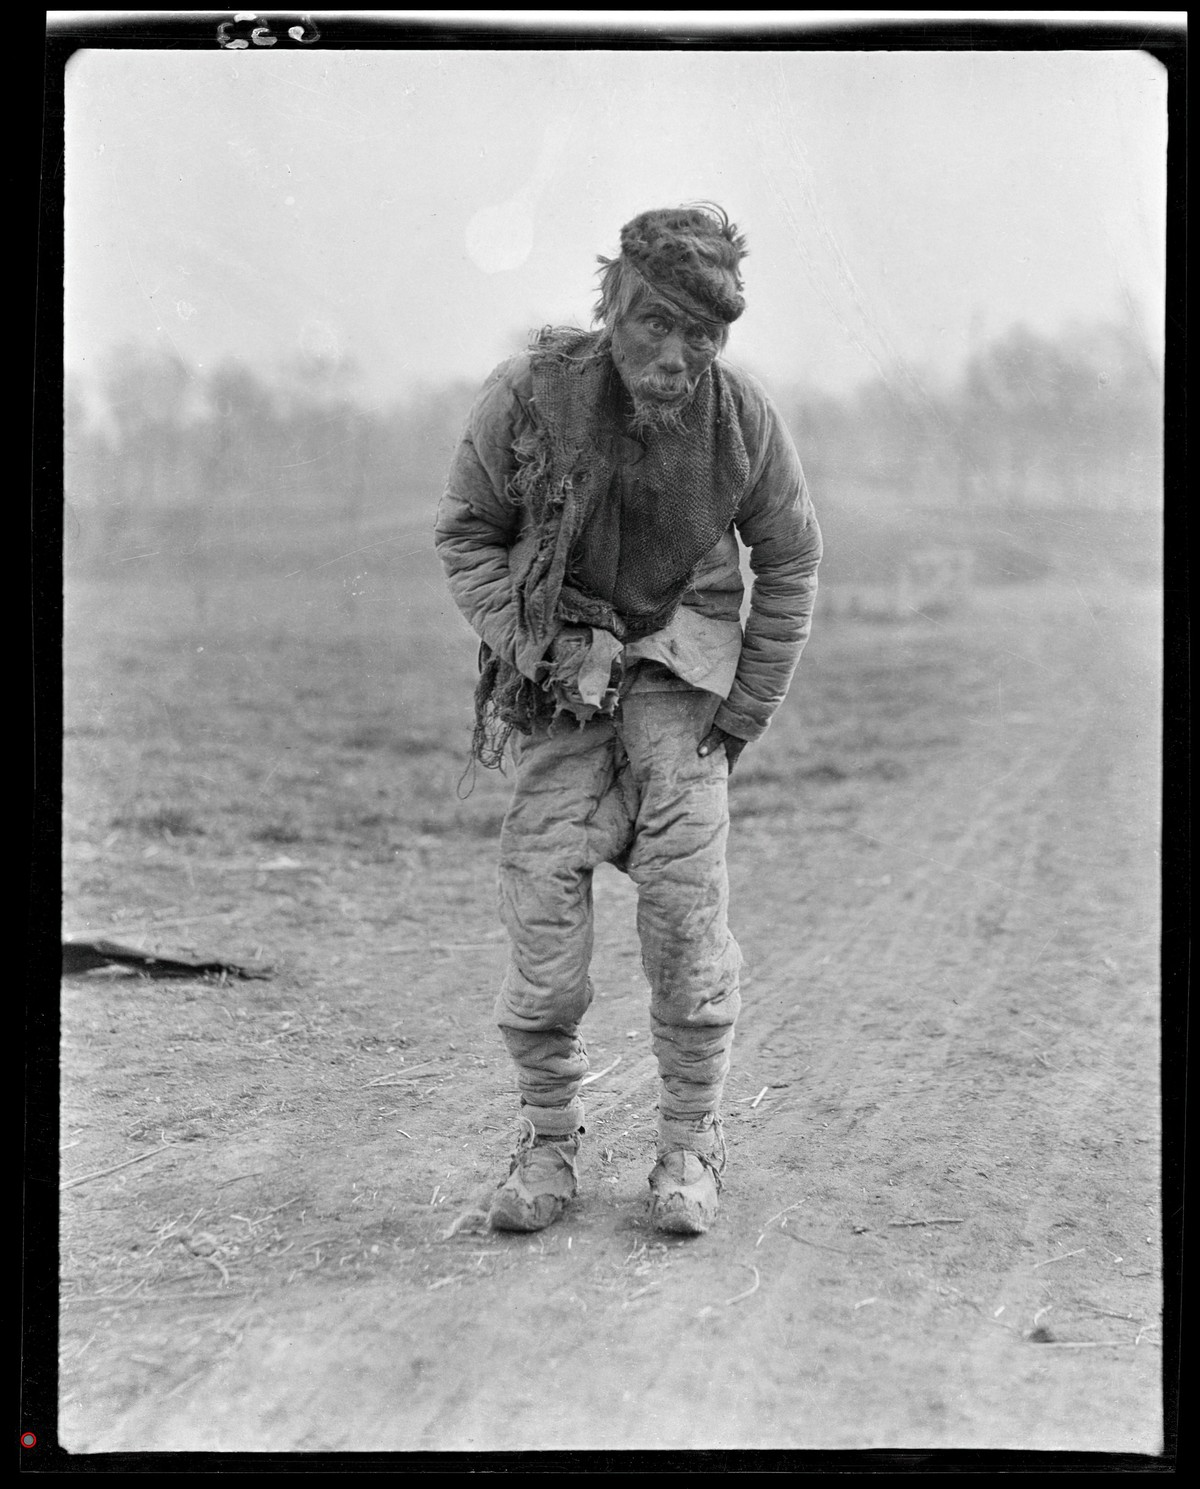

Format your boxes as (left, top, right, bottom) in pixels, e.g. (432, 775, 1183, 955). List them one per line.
(789, 316, 1161, 513)
(65, 315, 1161, 557)
(65, 345, 480, 554)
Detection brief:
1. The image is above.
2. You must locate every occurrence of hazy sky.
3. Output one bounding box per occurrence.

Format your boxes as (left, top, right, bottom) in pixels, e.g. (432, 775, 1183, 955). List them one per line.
(65, 45, 1167, 408)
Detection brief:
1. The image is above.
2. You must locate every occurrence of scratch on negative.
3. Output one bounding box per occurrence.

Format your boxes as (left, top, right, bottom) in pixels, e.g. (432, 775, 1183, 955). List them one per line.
(259, 759, 284, 792)
(995, 646, 1054, 675)
(1069, 580, 1103, 631)
(284, 538, 428, 579)
(1026, 930, 1059, 972)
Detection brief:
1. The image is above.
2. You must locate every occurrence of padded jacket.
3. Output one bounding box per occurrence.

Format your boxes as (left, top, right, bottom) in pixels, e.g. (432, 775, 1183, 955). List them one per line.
(434, 349, 822, 743)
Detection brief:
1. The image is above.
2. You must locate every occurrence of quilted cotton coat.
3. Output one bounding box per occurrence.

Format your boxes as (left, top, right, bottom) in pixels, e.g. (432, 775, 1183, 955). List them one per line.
(434, 348, 822, 743)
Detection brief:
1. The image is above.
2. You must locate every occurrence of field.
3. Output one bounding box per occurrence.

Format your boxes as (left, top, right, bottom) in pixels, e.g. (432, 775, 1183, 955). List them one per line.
(58, 508, 1164, 1453)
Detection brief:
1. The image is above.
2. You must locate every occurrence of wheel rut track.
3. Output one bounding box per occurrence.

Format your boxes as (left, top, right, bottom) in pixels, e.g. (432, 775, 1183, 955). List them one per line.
(733, 710, 1096, 1080)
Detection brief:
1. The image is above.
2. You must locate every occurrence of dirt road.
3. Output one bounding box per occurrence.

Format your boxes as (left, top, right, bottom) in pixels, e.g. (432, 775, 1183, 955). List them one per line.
(58, 548, 1163, 1454)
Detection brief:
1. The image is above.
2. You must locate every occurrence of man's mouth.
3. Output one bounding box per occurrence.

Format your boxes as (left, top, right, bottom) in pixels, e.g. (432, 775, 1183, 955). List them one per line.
(637, 374, 693, 403)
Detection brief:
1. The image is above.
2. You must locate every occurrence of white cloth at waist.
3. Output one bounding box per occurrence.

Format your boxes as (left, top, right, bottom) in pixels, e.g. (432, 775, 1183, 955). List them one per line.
(623, 606, 743, 698)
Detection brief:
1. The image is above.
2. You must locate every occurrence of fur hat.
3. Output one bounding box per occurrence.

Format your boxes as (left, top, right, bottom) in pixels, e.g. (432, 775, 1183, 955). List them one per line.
(618, 203, 748, 324)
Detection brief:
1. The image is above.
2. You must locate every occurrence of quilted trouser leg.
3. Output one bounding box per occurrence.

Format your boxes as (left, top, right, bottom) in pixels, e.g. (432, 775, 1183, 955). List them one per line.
(619, 678, 742, 1159)
(495, 714, 636, 1137)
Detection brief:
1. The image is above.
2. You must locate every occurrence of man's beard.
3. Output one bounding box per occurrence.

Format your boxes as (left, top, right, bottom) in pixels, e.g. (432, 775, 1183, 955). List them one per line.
(626, 374, 699, 438)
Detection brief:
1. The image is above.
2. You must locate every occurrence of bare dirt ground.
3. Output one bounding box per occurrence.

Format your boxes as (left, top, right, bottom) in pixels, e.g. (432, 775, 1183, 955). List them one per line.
(57, 522, 1164, 1454)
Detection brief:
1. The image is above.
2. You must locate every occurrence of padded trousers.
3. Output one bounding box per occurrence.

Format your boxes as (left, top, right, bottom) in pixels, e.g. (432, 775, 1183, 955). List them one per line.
(495, 664, 742, 1153)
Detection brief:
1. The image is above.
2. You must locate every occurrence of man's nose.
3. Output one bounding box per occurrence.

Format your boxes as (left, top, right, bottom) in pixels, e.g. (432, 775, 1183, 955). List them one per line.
(655, 334, 688, 373)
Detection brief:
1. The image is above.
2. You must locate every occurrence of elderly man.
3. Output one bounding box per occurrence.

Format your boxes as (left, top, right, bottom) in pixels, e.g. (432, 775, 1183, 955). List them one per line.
(435, 204, 821, 1236)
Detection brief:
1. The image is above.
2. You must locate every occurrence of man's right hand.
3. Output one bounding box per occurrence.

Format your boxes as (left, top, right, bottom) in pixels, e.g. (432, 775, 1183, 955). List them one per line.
(547, 627, 623, 719)
(548, 626, 593, 671)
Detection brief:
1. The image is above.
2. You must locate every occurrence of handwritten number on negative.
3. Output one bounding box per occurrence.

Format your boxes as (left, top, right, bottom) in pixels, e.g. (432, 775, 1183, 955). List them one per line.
(217, 13, 320, 49)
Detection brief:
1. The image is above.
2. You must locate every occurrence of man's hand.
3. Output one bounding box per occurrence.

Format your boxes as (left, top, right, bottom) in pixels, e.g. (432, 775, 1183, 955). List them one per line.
(547, 626, 623, 720)
(547, 625, 592, 673)
(698, 726, 747, 775)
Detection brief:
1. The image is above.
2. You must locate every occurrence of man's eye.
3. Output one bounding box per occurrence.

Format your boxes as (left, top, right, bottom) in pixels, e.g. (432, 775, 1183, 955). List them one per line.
(646, 318, 670, 334)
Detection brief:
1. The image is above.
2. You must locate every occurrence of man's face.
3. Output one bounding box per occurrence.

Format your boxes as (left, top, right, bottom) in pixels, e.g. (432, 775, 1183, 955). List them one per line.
(610, 294, 725, 431)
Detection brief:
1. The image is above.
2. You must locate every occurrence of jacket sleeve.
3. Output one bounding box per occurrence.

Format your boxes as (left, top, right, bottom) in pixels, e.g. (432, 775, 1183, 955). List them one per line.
(714, 397, 822, 742)
(432, 359, 534, 674)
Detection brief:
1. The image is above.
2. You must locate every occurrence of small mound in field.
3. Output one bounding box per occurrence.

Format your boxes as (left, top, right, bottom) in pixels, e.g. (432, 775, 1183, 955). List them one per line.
(112, 805, 205, 837)
(254, 822, 304, 844)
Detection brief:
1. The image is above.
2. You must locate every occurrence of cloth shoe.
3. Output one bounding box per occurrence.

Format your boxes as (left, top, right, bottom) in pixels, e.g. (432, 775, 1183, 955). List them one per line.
(489, 1116, 580, 1232)
(647, 1149, 723, 1235)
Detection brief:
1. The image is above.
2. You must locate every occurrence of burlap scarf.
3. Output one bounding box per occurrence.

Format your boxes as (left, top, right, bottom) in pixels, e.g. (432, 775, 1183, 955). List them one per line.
(471, 327, 751, 766)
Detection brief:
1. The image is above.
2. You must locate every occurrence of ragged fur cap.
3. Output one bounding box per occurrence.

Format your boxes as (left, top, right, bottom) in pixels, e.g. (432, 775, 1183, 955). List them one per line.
(613, 203, 748, 325)
(591, 202, 747, 336)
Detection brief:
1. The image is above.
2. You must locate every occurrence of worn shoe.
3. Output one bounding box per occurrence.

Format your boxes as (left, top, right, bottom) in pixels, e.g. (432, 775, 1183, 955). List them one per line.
(648, 1149, 722, 1235)
(489, 1117, 580, 1233)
